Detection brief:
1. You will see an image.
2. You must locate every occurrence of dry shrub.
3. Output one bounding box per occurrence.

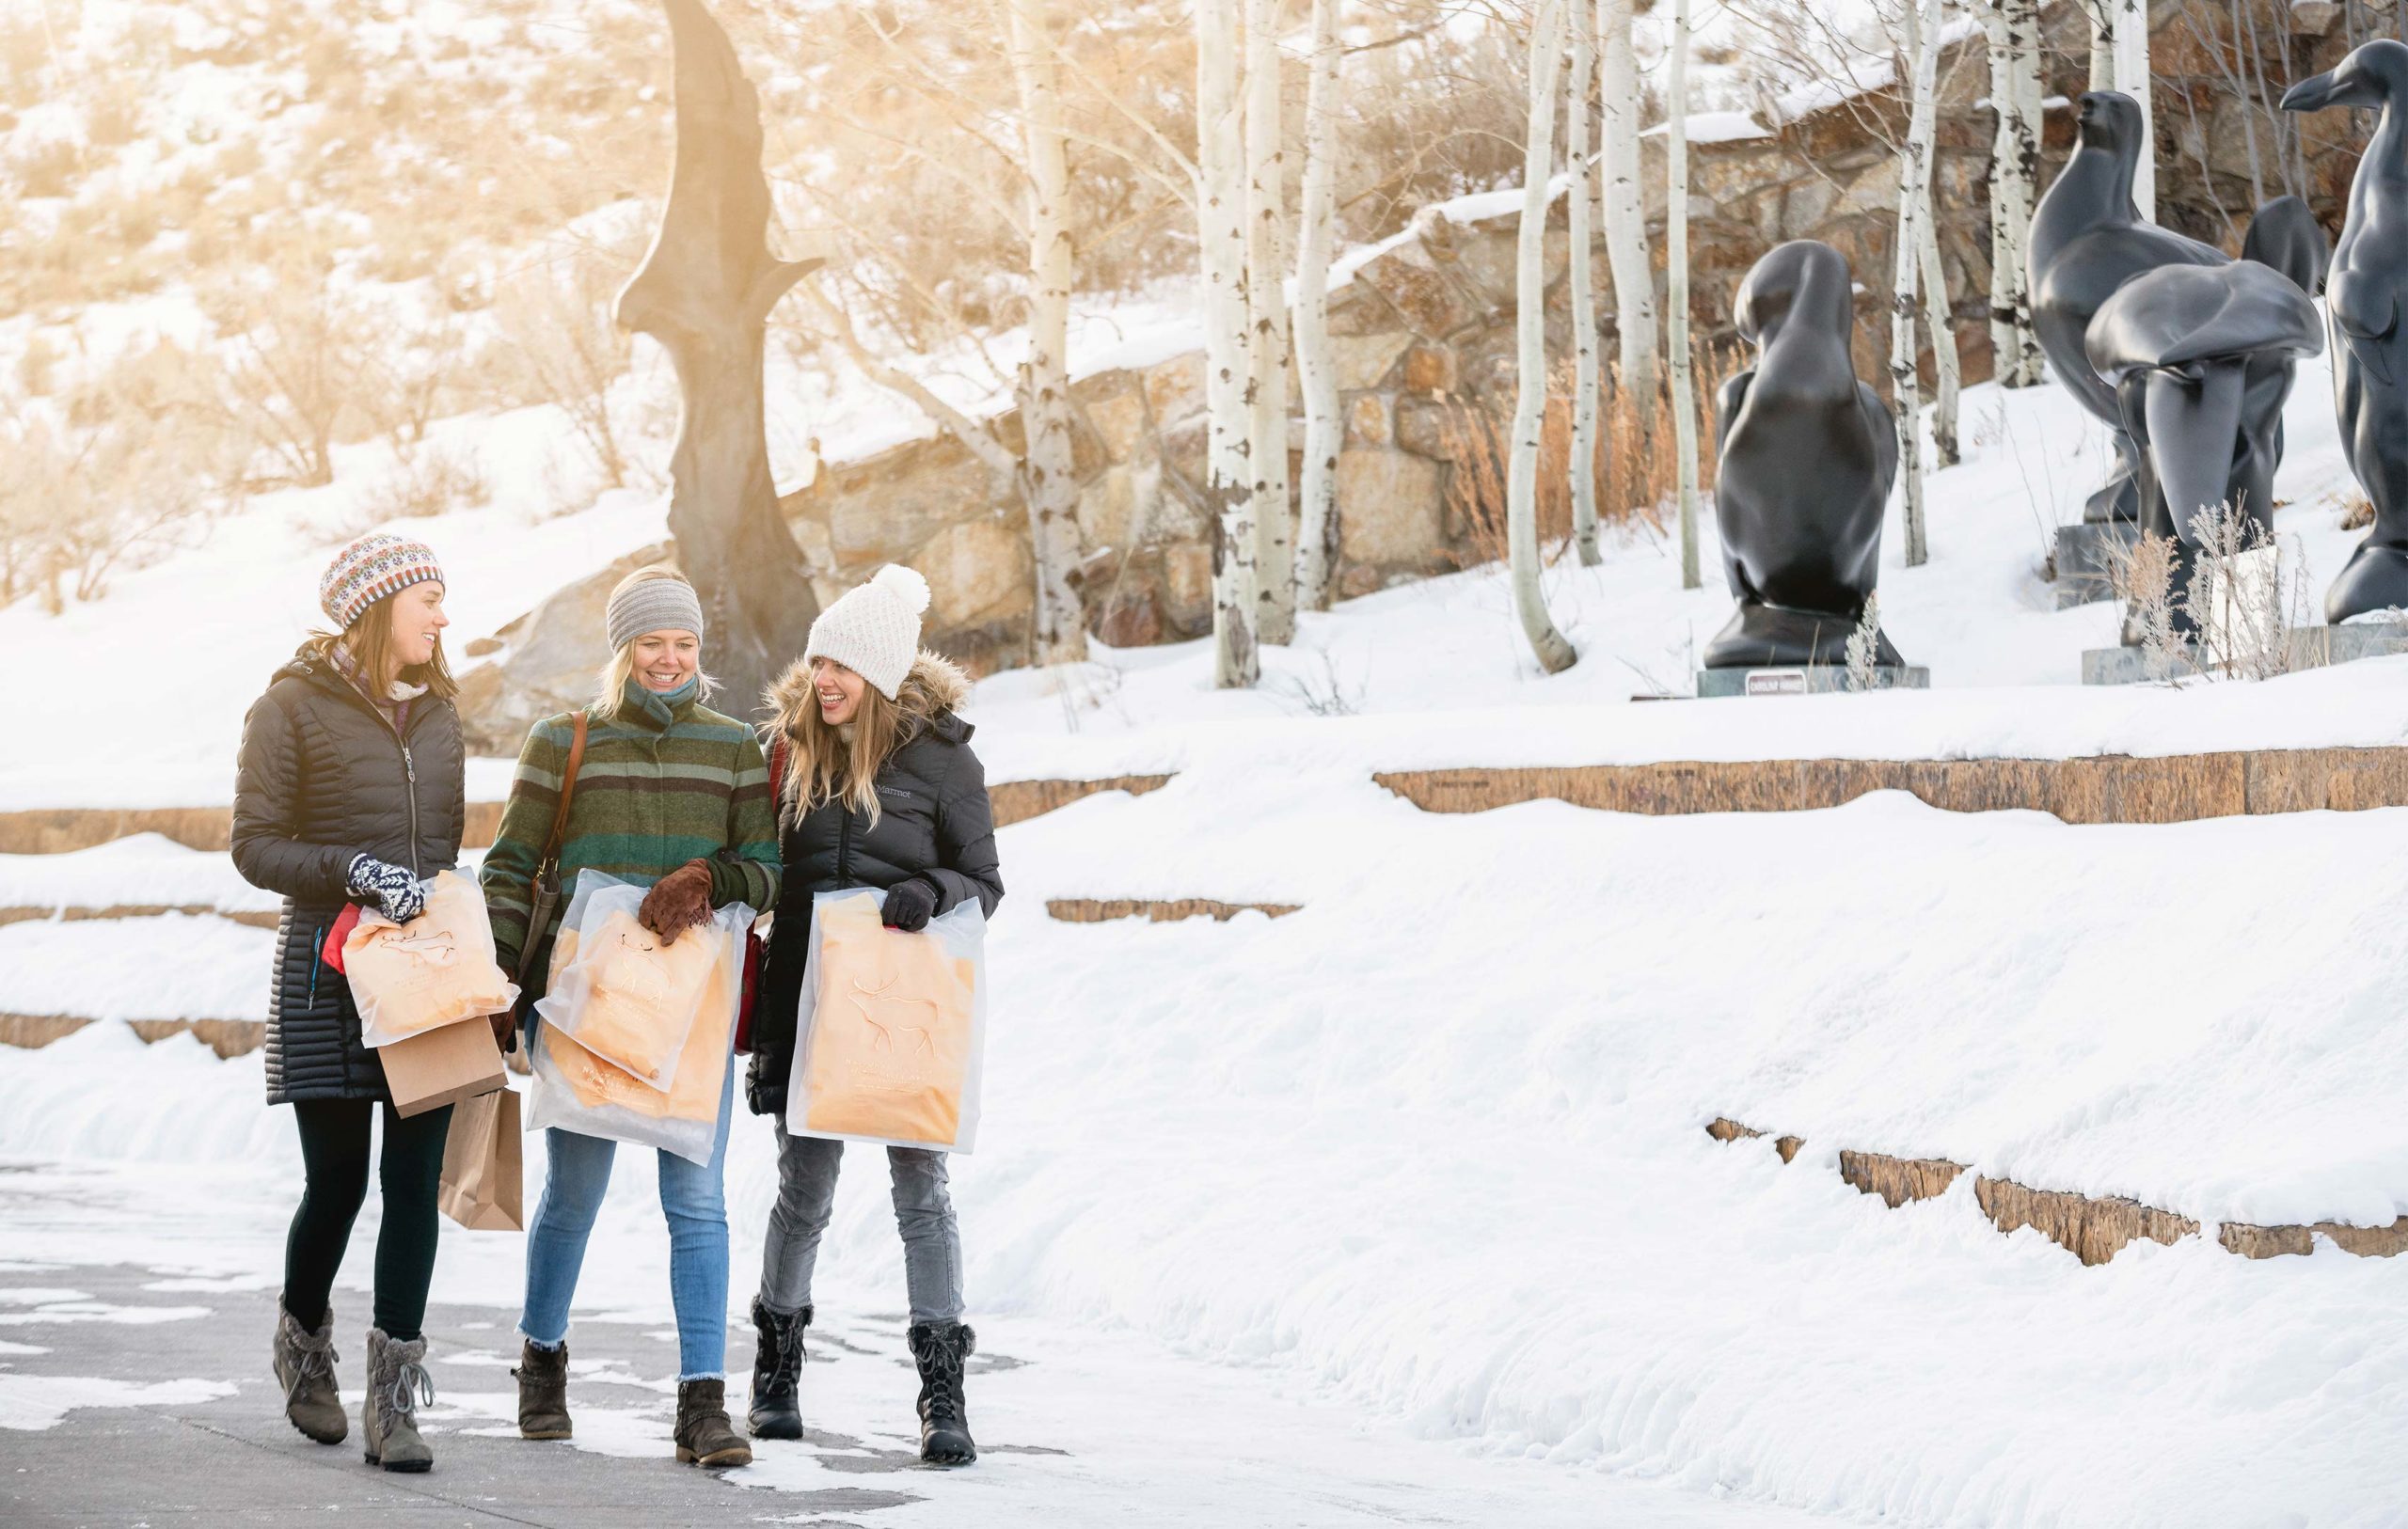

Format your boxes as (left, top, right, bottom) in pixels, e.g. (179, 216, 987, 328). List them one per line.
(358, 442, 489, 526)
(1439, 343, 1740, 571)
(2105, 507, 2311, 683)
(2339, 492, 2374, 531)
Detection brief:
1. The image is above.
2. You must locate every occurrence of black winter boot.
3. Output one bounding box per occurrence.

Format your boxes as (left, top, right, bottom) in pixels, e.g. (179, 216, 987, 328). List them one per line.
(747, 1299, 810, 1441)
(271, 1299, 346, 1444)
(514, 1339, 572, 1441)
(907, 1322, 976, 1466)
(674, 1379, 752, 1467)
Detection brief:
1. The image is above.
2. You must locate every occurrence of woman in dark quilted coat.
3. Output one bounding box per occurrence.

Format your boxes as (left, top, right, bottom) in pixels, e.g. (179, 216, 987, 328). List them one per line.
(742, 564, 1002, 1469)
(230, 533, 468, 1473)
(737, 565, 1001, 1474)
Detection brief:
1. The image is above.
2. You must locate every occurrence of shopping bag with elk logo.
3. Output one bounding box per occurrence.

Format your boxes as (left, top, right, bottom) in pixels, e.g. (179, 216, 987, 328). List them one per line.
(784, 888, 987, 1153)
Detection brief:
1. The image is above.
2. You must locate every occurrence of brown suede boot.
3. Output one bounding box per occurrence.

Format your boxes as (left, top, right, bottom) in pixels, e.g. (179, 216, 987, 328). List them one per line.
(271, 1299, 346, 1445)
(673, 1379, 752, 1467)
(514, 1339, 572, 1441)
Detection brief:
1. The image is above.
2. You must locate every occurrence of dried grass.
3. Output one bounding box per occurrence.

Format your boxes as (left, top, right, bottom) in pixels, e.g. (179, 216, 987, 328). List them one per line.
(1437, 343, 1740, 572)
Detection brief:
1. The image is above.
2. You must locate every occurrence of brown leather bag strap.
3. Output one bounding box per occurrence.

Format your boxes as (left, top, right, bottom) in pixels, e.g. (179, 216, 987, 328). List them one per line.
(538, 710, 589, 874)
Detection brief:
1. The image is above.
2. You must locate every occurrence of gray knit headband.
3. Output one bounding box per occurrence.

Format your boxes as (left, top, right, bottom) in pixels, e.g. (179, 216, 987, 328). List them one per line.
(607, 576, 705, 652)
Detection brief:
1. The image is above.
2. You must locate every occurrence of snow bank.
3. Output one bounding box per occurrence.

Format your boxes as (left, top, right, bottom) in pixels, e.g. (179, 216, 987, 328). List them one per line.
(5, 767, 2405, 1521)
(0, 915, 268, 1023)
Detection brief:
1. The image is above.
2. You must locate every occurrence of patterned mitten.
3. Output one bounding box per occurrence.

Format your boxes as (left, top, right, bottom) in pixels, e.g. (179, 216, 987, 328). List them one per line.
(346, 855, 427, 924)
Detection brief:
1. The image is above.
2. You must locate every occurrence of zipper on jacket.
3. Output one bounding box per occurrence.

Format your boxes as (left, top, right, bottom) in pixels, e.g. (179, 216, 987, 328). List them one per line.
(402, 743, 420, 877)
(837, 801, 852, 886)
(308, 925, 324, 1008)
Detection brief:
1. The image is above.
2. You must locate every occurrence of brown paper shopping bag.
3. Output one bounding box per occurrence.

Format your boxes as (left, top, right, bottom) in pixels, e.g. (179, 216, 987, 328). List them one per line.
(438, 1087, 523, 1231)
(380, 1016, 508, 1118)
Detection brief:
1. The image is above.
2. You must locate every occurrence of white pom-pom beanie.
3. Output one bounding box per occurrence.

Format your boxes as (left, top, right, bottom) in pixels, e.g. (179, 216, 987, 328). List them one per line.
(803, 564, 931, 700)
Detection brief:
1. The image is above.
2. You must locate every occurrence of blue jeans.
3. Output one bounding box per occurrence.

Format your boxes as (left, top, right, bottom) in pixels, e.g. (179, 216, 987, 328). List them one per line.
(520, 1053, 736, 1379)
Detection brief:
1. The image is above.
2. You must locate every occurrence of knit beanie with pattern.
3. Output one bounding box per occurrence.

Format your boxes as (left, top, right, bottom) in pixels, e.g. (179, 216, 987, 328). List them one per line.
(804, 564, 930, 700)
(321, 533, 444, 630)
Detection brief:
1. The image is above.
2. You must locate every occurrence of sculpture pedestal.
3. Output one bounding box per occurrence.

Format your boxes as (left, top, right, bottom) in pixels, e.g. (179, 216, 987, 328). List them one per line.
(2081, 622, 2408, 684)
(2052, 521, 2138, 608)
(1697, 665, 1930, 699)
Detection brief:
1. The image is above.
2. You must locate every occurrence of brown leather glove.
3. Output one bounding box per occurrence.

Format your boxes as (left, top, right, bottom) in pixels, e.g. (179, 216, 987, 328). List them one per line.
(638, 858, 717, 944)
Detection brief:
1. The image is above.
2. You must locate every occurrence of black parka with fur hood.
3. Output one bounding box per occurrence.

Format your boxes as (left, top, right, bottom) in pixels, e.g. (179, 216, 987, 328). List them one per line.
(746, 652, 1004, 1116)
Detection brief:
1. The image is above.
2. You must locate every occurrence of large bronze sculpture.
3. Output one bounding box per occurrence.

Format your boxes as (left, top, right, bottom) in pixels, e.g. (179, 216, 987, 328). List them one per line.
(2029, 92, 2226, 527)
(1705, 242, 1903, 670)
(2085, 260, 2323, 626)
(2284, 40, 2408, 623)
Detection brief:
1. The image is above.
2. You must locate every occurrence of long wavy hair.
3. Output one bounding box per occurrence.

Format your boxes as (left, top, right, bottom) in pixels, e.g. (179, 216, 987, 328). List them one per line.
(782, 666, 905, 830)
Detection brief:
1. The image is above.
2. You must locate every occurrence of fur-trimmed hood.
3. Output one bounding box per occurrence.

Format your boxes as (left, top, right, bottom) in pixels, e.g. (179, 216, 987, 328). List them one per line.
(765, 649, 974, 746)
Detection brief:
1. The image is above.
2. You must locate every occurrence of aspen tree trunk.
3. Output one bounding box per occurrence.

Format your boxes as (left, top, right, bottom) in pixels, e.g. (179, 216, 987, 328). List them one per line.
(2087, 1, 2115, 90)
(2115, 0, 2154, 220)
(1196, 0, 1258, 686)
(1918, 214, 1961, 467)
(1893, 0, 1943, 567)
(1597, 0, 1659, 478)
(1244, 0, 1295, 648)
(1004, 0, 1090, 666)
(1985, 0, 2046, 386)
(1567, 0, 1604, 566)
(1292, 0, 1343, 611)
(1510, 0, 1579, 672)
(1667, 0, 1703, 590)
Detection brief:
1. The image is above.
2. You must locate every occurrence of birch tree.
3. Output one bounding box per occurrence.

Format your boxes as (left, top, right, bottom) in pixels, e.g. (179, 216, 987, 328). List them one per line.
(1983, 0, 2045, 386)
(1912, 4, 1959, 469)
(1893, 0, 1943, 566)
(2085, 0, 2115, 90)
(1667, 0, 1703, 590)
(2113, 0, 2154, 220)
(1566, 0, 1604, 566)
(1244, 0, 1295, 648)
(1509, 0, 1578, 672)
(1004, 0, 1089, 666)
(1197, 0, 1258, 686)
(1597, 0, 1660, 472)
(1292, 0, 1344, 612)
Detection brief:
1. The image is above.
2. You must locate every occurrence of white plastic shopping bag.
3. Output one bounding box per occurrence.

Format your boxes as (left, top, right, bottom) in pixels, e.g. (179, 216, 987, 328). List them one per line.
(533, 871, 715, 1092)
(346, 870, 518, 1048)
(784, 887, 987, 1154)
(526, 872, 748, 1165)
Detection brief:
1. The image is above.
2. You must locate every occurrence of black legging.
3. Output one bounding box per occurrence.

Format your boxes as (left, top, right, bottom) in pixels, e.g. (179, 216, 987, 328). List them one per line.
(284, 1099, 453, 1341)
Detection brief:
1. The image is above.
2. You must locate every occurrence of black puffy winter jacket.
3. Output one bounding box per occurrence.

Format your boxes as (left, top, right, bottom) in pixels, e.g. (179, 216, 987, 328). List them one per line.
(231, 644, 467, 1104)
(745, 653, 1004, 1116)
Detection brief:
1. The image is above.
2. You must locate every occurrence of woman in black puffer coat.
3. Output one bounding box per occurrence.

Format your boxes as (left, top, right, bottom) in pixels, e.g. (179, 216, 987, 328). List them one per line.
(742, 565, 1001, 1469)
(230, 533, 469, 1472)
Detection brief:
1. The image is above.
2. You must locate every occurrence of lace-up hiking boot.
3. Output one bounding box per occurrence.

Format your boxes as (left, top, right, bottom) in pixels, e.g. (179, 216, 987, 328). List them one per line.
(271, 1299, 346, 1444)
(514, 1339, 572, 1440)
(747, 1299, 810, 1441)
(907, 1322, 976, 1466)
(362, 1327, 435, 1472)
(673, 1379, 752, 1467)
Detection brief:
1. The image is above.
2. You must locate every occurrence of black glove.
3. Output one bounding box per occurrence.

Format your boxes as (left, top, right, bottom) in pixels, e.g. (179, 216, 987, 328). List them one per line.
(345, 854, 426, 923)
(880, 877, 940, 933)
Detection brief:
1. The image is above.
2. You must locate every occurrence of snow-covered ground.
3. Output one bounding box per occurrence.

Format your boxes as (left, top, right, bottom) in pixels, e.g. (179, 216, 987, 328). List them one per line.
(6, 756, 2407, 1522)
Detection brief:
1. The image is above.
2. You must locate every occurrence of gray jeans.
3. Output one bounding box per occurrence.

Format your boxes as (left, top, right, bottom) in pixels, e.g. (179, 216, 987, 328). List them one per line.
(761, 1121, 964, 1326)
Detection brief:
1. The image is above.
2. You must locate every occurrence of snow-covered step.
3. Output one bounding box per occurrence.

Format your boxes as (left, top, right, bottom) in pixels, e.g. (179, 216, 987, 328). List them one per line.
(1376, 741, 2408, 825)
(1708, 1117, 2408, 1264)
(1046, 898, 1300, 922)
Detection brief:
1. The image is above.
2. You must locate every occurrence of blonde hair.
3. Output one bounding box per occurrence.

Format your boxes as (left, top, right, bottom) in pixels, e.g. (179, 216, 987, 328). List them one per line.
(782, 661, 905, 830)
(593, 566, 715, 719)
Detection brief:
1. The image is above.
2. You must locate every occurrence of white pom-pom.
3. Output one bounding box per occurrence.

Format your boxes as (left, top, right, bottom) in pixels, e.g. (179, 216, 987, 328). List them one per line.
(873, 563, 931, 616)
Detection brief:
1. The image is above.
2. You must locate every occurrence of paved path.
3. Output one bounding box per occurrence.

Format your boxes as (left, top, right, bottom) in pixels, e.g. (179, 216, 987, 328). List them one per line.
(0, 1158, 1824, 1528)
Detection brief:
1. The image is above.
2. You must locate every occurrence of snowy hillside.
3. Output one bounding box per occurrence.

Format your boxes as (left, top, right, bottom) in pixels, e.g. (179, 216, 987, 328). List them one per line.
(2, 329, 2385, 809)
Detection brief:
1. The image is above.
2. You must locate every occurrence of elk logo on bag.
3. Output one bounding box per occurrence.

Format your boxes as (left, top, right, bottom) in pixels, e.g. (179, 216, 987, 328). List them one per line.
(850, 977, 941, 1092)
(384, 928, 461, 965)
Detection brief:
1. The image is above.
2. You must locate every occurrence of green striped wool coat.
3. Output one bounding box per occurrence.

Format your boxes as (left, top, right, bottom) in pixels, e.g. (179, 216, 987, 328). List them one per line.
(480, 678, 781, 1004)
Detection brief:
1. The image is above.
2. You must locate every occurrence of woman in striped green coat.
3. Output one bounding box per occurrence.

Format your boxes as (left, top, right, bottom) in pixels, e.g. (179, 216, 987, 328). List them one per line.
(479, 566, 779, 1469)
